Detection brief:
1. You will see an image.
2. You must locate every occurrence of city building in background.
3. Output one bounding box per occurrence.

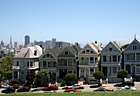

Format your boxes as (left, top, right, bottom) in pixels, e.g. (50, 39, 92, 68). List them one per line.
(25, 35, 30, 46)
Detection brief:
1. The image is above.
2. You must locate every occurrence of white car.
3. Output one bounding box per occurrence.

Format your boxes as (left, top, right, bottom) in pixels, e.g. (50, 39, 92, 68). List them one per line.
(116, 86, 136, 91)
(68, 84, 84, 89)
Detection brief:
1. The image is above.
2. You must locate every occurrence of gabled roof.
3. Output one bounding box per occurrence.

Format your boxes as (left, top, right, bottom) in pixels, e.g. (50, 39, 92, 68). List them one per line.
(79, 43, 102, 54)
(14, 45, 42, 58)
(101, 41, 122, 53)
(58, 45, 81, 56)
(125, 38, 140, 51)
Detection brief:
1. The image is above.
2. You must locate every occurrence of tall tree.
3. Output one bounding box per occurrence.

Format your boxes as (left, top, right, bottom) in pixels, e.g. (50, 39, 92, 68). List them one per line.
(93, 71, 104, 86)
(0, 55, 14, 81)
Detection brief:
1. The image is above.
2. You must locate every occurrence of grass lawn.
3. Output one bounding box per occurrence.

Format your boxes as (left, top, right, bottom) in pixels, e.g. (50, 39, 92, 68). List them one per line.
(1, 91, 140, 96)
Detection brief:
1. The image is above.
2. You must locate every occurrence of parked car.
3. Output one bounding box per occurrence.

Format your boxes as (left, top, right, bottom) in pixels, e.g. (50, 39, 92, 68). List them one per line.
(44, 86, 58, 91)
(17, 86, 30, 92)
(2, 87, 15, 93)
(68, 84, 84, 89)
(64, 88, 82, 92)
(93, 88, 114, 92)
(114, 81, 135, 87)
(116, 86, 136, 91)
(1, 84, 9, 88)
(31, 88, 44, 92)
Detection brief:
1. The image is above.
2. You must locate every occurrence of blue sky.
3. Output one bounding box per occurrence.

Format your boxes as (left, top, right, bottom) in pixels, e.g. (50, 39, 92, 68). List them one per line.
(0, 0, 140, 47)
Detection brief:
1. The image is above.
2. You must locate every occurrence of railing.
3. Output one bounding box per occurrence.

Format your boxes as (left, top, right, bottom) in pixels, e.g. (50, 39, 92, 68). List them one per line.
(13, 66, 20, 69)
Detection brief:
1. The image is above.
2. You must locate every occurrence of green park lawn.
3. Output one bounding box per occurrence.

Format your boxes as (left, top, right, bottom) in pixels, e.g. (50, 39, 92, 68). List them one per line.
(1, 91, 140, 96)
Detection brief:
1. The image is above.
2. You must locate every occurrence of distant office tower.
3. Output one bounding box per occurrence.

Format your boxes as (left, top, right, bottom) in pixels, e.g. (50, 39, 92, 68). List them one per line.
(1, 41, 4, 47)
(52, 38, 56, 48)
(9, 36, 13, 48)
(14, 42, 19, 49)
(25, 35, 30, 46)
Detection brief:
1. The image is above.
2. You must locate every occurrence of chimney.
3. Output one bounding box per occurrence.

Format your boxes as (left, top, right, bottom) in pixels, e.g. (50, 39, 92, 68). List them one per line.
(95, 41, 97, 44)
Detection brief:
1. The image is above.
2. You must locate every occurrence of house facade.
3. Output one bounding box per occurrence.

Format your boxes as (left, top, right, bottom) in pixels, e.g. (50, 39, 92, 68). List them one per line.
(12, 45, 42, 83)
(78, 43, 102, 84)
(57, 45, 81, 82)
(39, 48, 63, 83)
(101, 41, 122, 83)
(124, 38, 140, 80)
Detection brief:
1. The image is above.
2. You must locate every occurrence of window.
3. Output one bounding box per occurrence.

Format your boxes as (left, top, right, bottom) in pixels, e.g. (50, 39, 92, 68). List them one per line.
(137, 53, 140, 60)
(86, 49, 90, 54)
(68, 59, 72, 66)
(113, 67, 117, 73)
(81, 57, 84, 64)
(133, 45, 138, 50)
(53, 62, 56, 67)
(30, 61, 33, 67)
(103, 56, 106, 62)
(90, 57, 94, 63)
(27, 61, 29, 67)
(65, 51, 69, 55)
(90, 68, 94, 75)
(47, 54, 50, 58)
(87, 57, 89, 64)
(14, 71, 18, 79)
(126, 53, 135, 60)
(109, 56, 112, 62)
(43, 61, 47, 67)
(95, 57, 97, 63)
(48, 62, 51, 67)
(109, 48, 112, 52)
(118, 56, 120, 62)
(113, 55, 117, 62)
(16, 61, 19, 66)
(34, 50, 37, 56)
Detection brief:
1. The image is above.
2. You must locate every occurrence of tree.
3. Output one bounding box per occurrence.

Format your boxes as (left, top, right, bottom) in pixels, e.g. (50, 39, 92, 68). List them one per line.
(64, 73, 77, 86)
(117, 69, 128, 82)
(121, 44, 129, 49)
(34, 70, 50, 87)
(93, 71, 104, 86)
(0, 55, 14, 81)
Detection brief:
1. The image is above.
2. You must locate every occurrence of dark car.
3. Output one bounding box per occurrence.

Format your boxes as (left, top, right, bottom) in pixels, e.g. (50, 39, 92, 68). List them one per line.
(2, 87, 15, 93)
(114, 82, 135, 87)
(17, 86, 30, 92)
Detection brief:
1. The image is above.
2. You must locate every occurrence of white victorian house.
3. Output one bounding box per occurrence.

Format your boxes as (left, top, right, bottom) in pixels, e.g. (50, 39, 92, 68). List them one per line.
(101, 41, 122, 83)
(124, 38, 140, 80)
(13, 45, 42, 83)
(78, 42, 102, 84)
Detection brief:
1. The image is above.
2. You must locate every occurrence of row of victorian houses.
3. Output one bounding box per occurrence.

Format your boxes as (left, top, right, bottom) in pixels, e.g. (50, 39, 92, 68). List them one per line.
(12, 38, 140, 84)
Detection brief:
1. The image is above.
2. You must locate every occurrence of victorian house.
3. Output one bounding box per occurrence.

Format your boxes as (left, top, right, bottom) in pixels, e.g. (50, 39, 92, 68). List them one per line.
(12, 45, 42, 83)
(39, 48, 63, 83)
(124, 38, 140, 80)
(78, 42, 102, 84)
(57, 45, 81, 81)
(101, 41, 122, 83)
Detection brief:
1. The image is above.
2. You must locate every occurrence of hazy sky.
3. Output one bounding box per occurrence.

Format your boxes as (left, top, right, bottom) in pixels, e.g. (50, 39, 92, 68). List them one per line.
(0, 0, 140, 47)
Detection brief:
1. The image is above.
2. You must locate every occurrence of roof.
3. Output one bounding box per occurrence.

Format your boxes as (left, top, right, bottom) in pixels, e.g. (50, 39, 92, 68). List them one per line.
(112, 41, 121, 51)
(14, 45, 42, 58)
(88, 43, 102, 53)
(47, 48, 63, 57)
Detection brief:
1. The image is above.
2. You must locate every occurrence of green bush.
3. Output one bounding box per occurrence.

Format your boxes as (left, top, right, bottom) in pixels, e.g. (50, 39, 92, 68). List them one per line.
(11, 79, 20, 85)
(64, 73, 77, 86)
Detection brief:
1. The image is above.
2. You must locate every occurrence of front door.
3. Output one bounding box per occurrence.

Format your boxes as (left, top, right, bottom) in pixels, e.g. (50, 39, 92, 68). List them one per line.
(80, 68, 84, 77)
(103, 67, 107, 76)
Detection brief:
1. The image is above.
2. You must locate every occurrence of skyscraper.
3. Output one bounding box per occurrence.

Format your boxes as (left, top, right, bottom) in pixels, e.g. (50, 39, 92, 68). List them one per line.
(9, 36, 13, 48)
(25, 35, 30, 46)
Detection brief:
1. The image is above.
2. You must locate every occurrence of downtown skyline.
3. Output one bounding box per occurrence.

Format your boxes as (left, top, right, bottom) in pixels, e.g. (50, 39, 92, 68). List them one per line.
(0, 0, 140, 46)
